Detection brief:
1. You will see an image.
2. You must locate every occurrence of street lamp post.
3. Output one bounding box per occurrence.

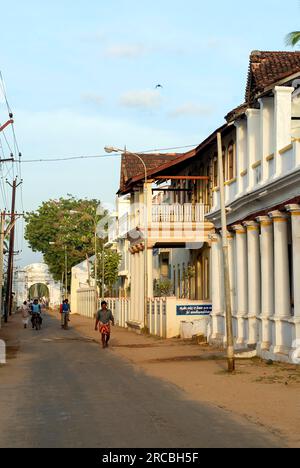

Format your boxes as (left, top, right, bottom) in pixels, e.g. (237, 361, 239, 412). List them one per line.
(105, 146, 149, 331)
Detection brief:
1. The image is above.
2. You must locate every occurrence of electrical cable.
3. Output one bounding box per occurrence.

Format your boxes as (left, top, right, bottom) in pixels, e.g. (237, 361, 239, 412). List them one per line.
(12, 144, 198, 164)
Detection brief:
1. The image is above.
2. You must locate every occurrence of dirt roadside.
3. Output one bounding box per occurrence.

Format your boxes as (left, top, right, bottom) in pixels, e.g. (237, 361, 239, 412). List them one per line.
(68, 312, 300, 448)
(1, 310, 299, 447)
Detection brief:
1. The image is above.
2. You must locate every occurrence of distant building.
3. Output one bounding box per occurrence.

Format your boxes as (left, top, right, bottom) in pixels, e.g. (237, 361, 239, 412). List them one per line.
(13, 263, 61, 308)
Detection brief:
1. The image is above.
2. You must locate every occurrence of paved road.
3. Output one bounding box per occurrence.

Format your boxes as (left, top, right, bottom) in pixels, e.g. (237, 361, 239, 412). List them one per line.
(0, 313, 282, 448)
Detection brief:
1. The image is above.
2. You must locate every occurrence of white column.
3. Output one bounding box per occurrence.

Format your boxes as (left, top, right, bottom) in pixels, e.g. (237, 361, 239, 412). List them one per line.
(128, 253, 135, 321)
(246, 108, 261, 191)
(286, 205, 300, 350)
(138, 250, 144, 324)
(209, 233, 224, 342)
(256, 216, 274, 350)
(228, 233, 236, 317)
(269, 211, 291, 354)
(274, 86, 294, 176)
(232, 225, 248, 346)
(234, 120, 247, 197)
(134, 252, 139, 322)
(147, 247, 154, 299)
(259, 97, 274, 182)
(244, 221, 261, 346)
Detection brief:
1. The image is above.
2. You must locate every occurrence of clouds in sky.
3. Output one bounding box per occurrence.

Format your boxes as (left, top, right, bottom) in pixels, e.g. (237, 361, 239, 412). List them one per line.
(104, 43, 146, 59)
(81, 93, 104, 106)
(120, 89, 162, 110)
(169, 102, 214, 119)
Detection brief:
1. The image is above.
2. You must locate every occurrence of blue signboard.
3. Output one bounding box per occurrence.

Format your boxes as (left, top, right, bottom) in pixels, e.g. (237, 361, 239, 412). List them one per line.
(176, 304, 212, 317)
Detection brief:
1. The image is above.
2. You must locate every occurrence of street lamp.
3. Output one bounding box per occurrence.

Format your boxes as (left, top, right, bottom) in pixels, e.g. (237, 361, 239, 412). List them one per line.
(104, 146, 149, 331)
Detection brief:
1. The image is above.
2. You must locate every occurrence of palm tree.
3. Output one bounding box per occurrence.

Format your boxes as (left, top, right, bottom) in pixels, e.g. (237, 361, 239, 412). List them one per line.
(286, 31, 300, 47)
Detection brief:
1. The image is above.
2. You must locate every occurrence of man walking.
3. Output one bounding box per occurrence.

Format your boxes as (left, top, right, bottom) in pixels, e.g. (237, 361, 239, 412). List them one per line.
(21, 301, 30, 329)
(95, 301, 115, 349)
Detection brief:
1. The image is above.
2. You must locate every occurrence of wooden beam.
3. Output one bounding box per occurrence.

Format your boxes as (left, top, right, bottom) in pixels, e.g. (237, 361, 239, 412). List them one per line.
(152, 188, 192, 192)
(155, 176, 210, 181)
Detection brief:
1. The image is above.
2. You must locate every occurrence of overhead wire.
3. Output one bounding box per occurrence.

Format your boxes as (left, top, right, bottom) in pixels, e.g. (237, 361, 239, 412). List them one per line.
(0, 71, 24, 256)
(12, 144, 198, 164)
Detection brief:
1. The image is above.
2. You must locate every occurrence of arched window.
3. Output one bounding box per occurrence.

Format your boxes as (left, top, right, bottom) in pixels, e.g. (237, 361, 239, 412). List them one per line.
(227, 141, 236, 180)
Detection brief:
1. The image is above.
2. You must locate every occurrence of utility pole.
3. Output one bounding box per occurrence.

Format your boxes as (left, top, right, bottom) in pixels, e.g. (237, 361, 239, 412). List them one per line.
(0, 212, 5, 324)
(217, 133, 235, 373)
(5, 178, 22, 321)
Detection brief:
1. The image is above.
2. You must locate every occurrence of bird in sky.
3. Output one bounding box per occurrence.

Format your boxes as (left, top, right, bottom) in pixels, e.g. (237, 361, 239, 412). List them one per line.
(155, 84, 163, 89)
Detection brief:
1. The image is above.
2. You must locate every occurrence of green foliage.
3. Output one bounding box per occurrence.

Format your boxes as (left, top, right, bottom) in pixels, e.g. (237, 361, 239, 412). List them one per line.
(92, 249, 121, 295)
(285, 31, 300, 47)
(25, 195, 106, 284)
(154, 278, 173, 297)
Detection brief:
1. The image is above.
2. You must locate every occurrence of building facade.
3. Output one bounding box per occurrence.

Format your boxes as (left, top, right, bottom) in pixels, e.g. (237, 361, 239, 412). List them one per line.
(76, 51, 300, 361)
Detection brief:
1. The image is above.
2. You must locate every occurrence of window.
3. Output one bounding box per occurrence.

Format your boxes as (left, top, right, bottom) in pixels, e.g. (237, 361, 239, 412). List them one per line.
(160, 253, 170, 279)
(227, 142, 236, 181)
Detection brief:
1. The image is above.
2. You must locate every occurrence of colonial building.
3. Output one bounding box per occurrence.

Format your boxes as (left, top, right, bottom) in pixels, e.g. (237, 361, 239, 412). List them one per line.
(78, 51, 300, 362)
(207, 51, 300, 363)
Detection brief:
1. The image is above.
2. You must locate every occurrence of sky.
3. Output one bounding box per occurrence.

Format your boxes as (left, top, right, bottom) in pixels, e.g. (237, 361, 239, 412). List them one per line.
(0, 0, 298, 266)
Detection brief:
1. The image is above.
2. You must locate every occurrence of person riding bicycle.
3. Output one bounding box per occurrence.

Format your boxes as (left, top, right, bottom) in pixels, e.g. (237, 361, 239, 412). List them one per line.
(61, 299, 71, 329)
(31, 299, 42, 329)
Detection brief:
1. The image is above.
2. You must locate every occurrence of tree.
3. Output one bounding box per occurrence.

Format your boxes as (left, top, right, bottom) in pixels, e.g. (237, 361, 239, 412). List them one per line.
(285, 31, 300, 47)
(25, 196, 107, 287)
(92, 249, 121, 296)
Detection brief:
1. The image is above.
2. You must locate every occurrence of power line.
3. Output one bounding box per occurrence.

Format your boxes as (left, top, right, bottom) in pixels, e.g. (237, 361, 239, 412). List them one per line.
(13, 144, 198, 164)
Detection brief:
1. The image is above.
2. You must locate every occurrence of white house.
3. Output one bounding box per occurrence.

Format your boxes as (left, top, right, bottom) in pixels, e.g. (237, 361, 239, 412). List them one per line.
(75, 51, 300, 362)
(206, 51, 300, 363)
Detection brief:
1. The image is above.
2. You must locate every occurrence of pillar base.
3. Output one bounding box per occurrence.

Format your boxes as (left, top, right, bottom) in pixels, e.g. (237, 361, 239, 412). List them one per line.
(257, 341, 271, 353)
(209, 333, 225, 347)
(269, 344, 290, 356)
(260, 348, 291, 363)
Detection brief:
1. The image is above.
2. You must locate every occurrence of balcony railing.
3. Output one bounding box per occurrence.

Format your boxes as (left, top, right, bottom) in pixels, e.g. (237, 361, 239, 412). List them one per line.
(152, 203, 210, 223)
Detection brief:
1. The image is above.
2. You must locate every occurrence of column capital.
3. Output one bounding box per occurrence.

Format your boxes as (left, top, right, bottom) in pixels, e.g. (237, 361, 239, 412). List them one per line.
(285, 204, 300, 216)
(243, 220, 259, 231)
(232, 224, 247, 235)
(209, 232, 221, 243)
(269, 210, 288, 222)
(274, 86, 294, 95)
(245, 108, 260, 118)
(256, 216, 273, 227)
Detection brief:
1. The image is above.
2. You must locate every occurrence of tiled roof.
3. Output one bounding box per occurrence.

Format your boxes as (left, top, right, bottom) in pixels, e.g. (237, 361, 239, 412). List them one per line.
(226, 51, 300, 122)
(119, 152, 180, 194)
(245, 50, 300, 102)
(118, 124, 229, 193)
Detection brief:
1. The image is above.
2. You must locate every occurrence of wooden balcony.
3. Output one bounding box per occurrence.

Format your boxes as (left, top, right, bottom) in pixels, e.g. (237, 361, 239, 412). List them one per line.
(128, 203, 214, 248)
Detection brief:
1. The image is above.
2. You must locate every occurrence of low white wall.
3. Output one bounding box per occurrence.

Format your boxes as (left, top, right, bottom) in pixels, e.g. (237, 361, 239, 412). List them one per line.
(76, 288, 96, 319)
(76, 294, 212, 340)
(163, 297, 211, 339)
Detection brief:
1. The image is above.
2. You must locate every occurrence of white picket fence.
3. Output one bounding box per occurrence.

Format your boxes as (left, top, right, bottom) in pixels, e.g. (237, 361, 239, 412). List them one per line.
(75, 291, 211, 340)
(76, 288, 96, 319)
(104, 298, 129, 329)
(147, 298, 167, 338)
